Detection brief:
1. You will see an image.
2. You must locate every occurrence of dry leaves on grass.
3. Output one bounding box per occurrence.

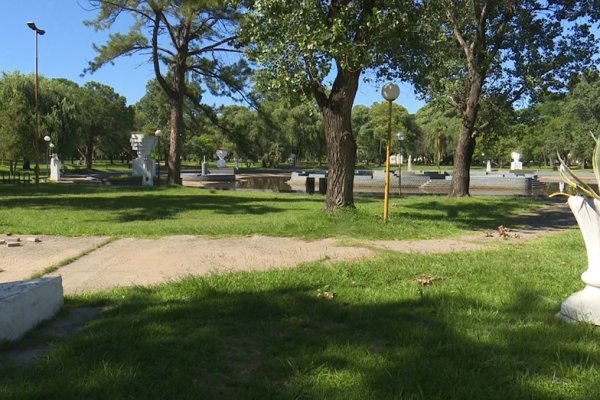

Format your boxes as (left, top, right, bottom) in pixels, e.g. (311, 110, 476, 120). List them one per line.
(316, 285, 335, 300)
(484, 225, 521, 239)
(412, 274, 443, 286)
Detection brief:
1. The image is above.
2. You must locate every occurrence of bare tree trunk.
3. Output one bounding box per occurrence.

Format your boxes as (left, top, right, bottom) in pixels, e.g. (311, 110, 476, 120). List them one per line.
(320, 70, 360, 210)
(168, 95, 184, 185)
(449, 74, 482, 197)
(86, 136, 94, 170)
(323, 104, 357, 209)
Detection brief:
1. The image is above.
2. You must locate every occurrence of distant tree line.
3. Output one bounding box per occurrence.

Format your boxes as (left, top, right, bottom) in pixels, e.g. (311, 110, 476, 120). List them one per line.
(0, 72, 132, 172)
(3, 69, 599, 177)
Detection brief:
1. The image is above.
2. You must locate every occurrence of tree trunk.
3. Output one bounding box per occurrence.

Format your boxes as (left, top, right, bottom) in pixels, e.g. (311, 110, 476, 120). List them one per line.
(320, 70, 360, 210)
(167, 94, 184, 185)
(323, 105, 357, 209)
(449, 74, 483, 197)
(86, 137, 94, 170)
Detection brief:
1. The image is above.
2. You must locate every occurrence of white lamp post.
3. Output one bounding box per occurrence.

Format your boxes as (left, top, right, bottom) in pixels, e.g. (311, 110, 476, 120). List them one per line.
(381, 82, 400, 222)
(43, 135, 51, 177)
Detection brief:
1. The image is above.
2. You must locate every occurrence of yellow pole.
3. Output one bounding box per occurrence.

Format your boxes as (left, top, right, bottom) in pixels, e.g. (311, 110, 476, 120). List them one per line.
(383, 100, 392, 222)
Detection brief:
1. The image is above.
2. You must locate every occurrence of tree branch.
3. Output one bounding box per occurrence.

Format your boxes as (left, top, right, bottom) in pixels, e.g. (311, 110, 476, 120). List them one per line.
(152, 8, 174, 99)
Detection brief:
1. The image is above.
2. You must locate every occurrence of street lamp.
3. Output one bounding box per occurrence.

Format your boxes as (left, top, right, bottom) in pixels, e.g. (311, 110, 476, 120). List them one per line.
(397, 131, 404, 197)
(155, 129, 162, 185)
(43, 135, 51, 176)
(381, 82, 400, 222)
(27, 21, 45, 186)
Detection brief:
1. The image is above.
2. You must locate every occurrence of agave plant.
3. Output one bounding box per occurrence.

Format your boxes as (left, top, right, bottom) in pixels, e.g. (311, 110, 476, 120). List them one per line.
(551, 134, 600, 200)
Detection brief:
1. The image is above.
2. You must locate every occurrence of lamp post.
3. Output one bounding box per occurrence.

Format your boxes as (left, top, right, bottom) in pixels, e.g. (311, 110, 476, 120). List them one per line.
(397, 131, 404, 197)
(27, 21, 45, 186)
(155, 129, 162, 185)
(43, 135, 51, 176)
(381, 82, 400, 222)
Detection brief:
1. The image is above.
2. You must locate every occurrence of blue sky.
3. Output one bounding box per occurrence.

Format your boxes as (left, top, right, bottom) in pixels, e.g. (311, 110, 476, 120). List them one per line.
(1, 0, 425, 113)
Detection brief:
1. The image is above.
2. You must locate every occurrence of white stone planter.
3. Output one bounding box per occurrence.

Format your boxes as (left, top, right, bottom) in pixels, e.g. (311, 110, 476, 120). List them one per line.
(559, 196, 600, 324)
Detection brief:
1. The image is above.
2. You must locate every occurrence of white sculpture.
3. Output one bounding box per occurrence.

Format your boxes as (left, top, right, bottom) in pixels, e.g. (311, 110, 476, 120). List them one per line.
(130, 133, 157, 186)
(49, 154, 61, 182)
(510, 152, 523, 170)
(559, 163, 566, 193)
(202, 155, 208, 176)
(216, 149, 229, 168)
(486, 160, 492, 173)
(407, 155, 412, 172)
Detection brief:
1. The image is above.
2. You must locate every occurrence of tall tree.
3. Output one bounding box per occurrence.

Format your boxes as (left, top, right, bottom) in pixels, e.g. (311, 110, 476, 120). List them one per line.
(86, 0, 250, 184)
(414, 104, 461, 167)
(41, 78, 84, 162)
(79, 82, 133, 169)
(0, 73, 35, 172)
(238, 0, 418, 209)
(404, 0, 599, 196)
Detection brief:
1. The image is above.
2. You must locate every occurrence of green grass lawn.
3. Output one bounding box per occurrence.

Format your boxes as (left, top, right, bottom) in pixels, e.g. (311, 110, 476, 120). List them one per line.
(1, 184, 594, 399)
(0, 184, 540, 239)
(0, 230, 596, 399)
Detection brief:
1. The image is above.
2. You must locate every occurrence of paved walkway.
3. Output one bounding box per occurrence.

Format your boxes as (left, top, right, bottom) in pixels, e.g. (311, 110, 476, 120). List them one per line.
(0, 201, 576, 295)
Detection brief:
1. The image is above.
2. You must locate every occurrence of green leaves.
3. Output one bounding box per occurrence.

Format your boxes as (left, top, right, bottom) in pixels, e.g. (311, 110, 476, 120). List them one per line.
(592, 134, 600, 191)
(553, 134, 600, 200)
(87, 31, 149, 74)
(239, 0, 417, 99)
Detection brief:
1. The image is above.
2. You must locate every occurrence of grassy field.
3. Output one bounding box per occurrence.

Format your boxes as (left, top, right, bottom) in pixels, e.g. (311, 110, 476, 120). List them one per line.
(0, 230, 596, 399)
(0, 184, 540, 239)
(1, 183, 595, 399)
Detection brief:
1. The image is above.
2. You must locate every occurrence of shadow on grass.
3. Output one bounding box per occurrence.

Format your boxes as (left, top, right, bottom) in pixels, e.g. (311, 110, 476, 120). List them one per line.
(0, 185, 325, 222)
(2, 278, 599, 399)
(0, 185, 547, 231)
(398, 197, 544, 231)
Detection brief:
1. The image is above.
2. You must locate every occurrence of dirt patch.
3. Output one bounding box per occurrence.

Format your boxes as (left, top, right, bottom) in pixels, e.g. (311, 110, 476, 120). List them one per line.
(0, 236, 109, 283)
(50, 235, 373, 294)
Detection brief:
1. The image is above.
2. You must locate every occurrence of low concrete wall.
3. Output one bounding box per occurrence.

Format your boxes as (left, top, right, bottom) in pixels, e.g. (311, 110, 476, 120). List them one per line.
(0, 277, 64, 342)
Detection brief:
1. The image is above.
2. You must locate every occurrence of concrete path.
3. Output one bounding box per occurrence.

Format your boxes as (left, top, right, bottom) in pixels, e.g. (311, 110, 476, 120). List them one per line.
(0, 201, 577, 295)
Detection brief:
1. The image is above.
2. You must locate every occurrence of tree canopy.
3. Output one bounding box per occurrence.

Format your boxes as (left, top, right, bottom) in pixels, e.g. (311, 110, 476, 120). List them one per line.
(86, 0, 250, 183)
(398, 0, 600, 195)
(238, 0, 419, 209)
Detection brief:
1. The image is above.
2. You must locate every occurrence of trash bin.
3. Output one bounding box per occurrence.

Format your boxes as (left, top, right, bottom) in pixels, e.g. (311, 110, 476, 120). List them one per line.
(318, 177, 327, 194)
(305, 177, 315, 194)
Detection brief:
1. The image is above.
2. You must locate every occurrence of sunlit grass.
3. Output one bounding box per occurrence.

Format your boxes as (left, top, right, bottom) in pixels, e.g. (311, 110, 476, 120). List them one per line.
(0, 184, 540, 239)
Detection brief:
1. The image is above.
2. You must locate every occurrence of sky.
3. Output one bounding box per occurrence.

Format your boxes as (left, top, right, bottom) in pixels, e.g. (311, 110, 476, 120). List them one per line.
(1, 0, 426, 113)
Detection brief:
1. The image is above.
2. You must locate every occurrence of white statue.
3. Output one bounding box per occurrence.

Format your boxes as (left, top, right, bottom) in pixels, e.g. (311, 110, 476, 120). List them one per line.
(215, 149, 229, 168)
(130, 133, 157, 186)
(49, 154, 61, 182)
(510, 152, 523, 171)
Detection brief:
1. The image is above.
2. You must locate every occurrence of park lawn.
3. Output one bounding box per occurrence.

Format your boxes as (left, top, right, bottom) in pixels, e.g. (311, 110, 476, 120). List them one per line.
(0, 230, 597, 399)
(0, 184, 541, 239)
